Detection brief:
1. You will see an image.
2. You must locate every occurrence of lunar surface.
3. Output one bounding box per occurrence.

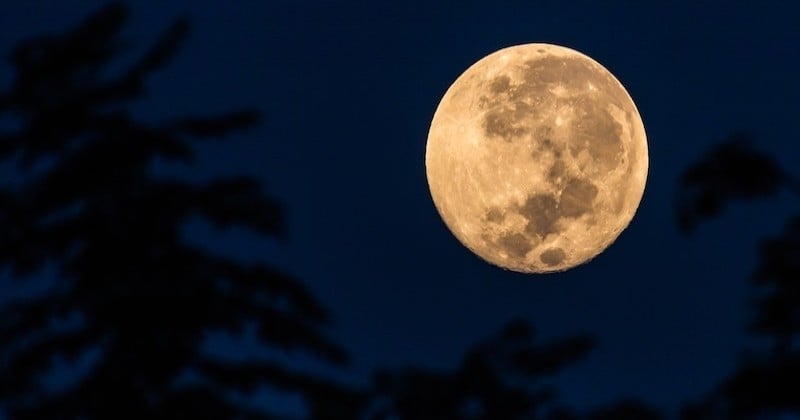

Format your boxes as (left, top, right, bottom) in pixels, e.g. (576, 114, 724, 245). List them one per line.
(425, 43, 648, 273)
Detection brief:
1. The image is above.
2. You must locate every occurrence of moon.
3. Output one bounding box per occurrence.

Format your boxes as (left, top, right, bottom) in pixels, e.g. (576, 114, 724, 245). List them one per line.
(425, 43, 648, 273)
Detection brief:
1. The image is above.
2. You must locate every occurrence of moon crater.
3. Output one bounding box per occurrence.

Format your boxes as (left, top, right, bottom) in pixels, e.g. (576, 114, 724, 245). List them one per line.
(426, 43, 648, 273)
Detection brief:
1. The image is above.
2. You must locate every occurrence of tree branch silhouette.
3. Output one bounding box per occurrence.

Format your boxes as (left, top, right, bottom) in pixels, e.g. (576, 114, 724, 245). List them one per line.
(677, 133, 800, 419)
(676, 132, 800, 234)
(0, 3, 348, 418)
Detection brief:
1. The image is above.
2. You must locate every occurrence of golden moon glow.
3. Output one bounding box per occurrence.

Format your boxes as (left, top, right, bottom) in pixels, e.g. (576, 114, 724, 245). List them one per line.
(425, 43, 648, 273)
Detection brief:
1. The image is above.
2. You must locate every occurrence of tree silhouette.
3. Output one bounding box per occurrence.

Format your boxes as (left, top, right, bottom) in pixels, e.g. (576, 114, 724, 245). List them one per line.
(677, 133, 800, 419)
(0, 4, 348, 418)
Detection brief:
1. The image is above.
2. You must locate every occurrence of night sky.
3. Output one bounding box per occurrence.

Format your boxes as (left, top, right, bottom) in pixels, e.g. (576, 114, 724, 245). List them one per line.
(1, 1, 799, 417)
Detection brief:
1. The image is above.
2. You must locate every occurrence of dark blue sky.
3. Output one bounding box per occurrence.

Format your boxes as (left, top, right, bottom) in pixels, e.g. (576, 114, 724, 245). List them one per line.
(1, 1, 799, 417)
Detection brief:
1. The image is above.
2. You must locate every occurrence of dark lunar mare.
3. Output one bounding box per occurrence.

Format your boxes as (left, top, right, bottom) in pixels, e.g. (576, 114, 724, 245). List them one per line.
(479, 54, 627, 262)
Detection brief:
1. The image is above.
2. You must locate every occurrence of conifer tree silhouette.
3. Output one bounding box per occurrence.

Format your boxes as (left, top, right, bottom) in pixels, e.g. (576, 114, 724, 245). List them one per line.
(0, 4, 349, 418)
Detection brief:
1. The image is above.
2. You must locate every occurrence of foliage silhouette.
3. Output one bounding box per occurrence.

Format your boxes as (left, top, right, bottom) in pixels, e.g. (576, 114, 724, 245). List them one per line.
(677, 133, 800, 419)
(676, 133, 800, 234)
(0, 3, 348, 418)
(354, 320, 663, 420)
(360, 319, 593, 419)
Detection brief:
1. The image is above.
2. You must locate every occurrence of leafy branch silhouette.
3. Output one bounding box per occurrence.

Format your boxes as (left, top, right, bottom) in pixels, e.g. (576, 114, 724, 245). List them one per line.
(677, 133, 800, 419)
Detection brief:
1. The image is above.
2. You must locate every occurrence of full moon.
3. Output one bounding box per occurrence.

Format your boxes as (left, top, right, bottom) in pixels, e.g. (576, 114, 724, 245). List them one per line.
(425, 43, 648, 273)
